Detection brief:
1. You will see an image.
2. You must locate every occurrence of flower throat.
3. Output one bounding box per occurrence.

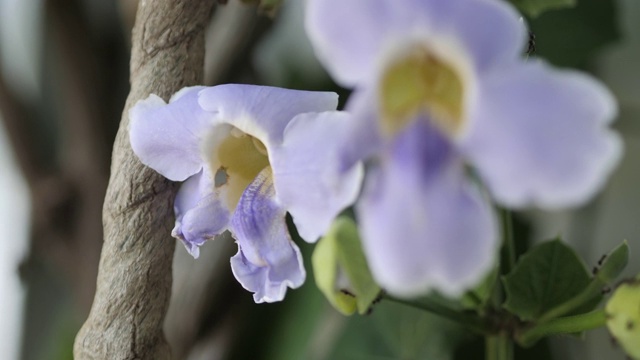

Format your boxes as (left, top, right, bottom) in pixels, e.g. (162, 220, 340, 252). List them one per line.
(379, 47, 465, 137)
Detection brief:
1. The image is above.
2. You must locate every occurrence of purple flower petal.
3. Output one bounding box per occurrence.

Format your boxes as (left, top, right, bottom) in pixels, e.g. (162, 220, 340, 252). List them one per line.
(462, 60, 621, 209)
(198, 84, 338, 146)
(271, 111, 364, 243)
(341, 89, 385, 172)
(129, 86, 210, 181)
(230, 167, 305, 303)
(305, 0, 401, 86)
(422, 0, 525, 73)
(305, 0, 525, 87)
(172, 169, 231, 258)
(358, 120, 497, 297)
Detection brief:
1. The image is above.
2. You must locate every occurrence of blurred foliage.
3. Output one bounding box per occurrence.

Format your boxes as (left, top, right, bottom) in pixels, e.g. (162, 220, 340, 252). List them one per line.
(328, 301, 469, 360)
(461, 267, 498, 311)
(528, 0, 619, 69)
(455, 336, 554, 360)
(240, 0, 284, 16)
(509, 0, 576, 17)
(52, 321, 75, 360)
(503, 239, 595, 321)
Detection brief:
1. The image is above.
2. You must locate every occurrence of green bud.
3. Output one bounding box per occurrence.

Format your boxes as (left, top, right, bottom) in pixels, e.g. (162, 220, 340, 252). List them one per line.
(606, 277, 640, 359)
(312, 217, 381, 315)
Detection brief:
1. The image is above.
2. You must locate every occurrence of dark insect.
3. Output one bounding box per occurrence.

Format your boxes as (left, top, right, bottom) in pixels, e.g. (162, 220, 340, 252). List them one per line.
(340, 289, 356, 297)
(598, 254, 608, 266)
(526, 31, 536, 56)
(592, 253, 608, 275)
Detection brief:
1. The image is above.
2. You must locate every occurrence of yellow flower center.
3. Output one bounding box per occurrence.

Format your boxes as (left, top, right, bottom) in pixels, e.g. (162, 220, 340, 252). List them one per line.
(379, 47, 465, 137)
(210, 126, 270, 209)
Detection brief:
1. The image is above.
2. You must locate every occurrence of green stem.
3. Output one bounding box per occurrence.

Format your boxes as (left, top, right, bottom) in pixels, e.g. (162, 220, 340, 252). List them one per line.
(484, 209, 516, 360)
(517, 309, 607, 347)
(486, 334, 513, 360)
(537, 281, 602, 323)
(501, 208, 516, 275)
(490, 208, 515, 308)
(384, 295, 491, 335)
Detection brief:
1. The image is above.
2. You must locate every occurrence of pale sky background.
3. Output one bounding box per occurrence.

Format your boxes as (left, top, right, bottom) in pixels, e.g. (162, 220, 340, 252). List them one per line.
(0, 119, 29, 360)
(0, 0, 40, 359)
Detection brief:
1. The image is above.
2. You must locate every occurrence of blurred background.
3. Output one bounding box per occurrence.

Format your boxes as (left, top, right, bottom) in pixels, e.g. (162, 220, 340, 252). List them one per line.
(0, 0, 638, 359)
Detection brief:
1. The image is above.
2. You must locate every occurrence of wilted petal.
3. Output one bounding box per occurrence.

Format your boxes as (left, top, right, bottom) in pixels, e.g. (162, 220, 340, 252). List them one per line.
(358, 120, 497, 297)
(230, 167, 305, 303)
(271, 111, 364, 243)
(129, 86, 210, 181)
(198, 84, 338, 146)
(172, 169, 231, 258)
(462, 60, 621, 209)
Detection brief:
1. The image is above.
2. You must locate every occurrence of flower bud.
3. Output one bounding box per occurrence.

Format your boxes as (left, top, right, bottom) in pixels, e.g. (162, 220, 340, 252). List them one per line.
(606, 277, 640, 359)
(312, 217, 380, 315)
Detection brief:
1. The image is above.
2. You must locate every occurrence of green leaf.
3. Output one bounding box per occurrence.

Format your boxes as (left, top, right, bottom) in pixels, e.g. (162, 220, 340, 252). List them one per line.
(312, 217, 380, 315)
(328, 301, 469, 360)
(529, 0, 619, 69)
(503, 239, 591, 321)
(533, 241, 629, 323)
(508, 0, 576, 17)
(595, 240, 629, 284)
(461, 266, 498, 309)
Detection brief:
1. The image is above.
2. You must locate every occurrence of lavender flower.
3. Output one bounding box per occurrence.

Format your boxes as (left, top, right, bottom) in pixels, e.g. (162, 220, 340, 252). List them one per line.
(306, 0, 621, 297)
(129, 84, 362, 302)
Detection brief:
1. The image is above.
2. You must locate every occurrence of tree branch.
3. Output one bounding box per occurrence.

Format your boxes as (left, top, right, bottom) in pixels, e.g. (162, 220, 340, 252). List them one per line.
(74, 1, 215, 359)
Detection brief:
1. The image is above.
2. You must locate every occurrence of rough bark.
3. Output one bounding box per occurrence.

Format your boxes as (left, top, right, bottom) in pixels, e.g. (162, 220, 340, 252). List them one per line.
(74, 1, 215, 359)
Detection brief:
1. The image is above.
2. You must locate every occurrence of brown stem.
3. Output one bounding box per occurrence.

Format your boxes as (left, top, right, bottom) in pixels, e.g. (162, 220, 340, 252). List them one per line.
(73, 1, 215, 359)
